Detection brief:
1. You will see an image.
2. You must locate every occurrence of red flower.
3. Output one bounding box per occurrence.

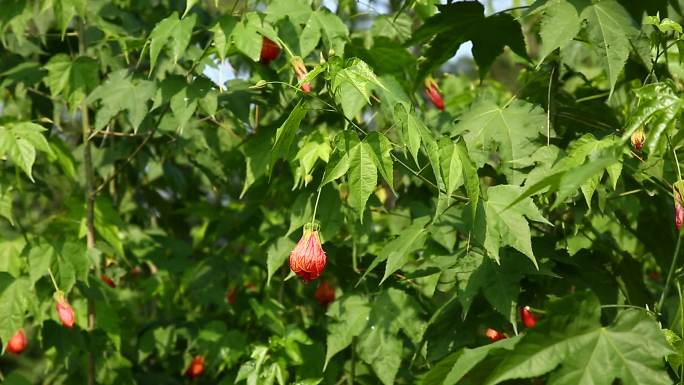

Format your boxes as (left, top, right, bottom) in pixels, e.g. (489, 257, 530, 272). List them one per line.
(630, 129, 645, 151)
(521, 306, 537, 328)
(485, 328, 506, 342)
(315, 281, 335, 307)
(54, 294, 75, 328)
(292, 57, 311, 93)
(226, 288, 235, 305)
(6, 329, 27, 354)
(185, 355, 205, 378)
(675, 184, 684, 232)
(100, 274, 116, 288)
(260, 37, 281, 64)
(424, 77, 445, 111)
(289, 226, 327, 282)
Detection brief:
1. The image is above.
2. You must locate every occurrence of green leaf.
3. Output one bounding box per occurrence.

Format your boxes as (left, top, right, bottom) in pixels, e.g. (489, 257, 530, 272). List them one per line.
(581, 1, 637, 98)
(267, 236, 296, 286)
(536, 0, 581, 61)
(455, 141, 480, 221)
(321, 131, 359, 187)
(438, 137, 464, 210)
(271, 101, 307, 171)
(381, 216, 430, 284)
(347, 141, 377, 219)
(211, 15, 238, 61)
(365, 132, 394, 191)
(330, 58, 383, 119)
(481, 185, 549, 266)
(43, 54, 99, 113)
(0, 186, 13, 225)
(241, 130, 273, 197)
(0, 122, 52, 181)
(0, 274, 30, 350)
(147, 12, 197, 74)
(306, 8, 349, 56)
(87, 70, 157, 132)
(28, 242, 55, 286)
(482, 292, 674, 385)
(324, 295, 371, 368)
(182, 0, 198, 18)
(231, 12, 263, 62)
(452, 99, 546, 180)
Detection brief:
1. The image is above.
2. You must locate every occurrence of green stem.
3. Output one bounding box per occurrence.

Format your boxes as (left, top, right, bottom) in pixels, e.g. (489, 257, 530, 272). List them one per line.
(311, 187, 323, 226)
(47, 268, 60, 292)
(658, 233, 682, 311)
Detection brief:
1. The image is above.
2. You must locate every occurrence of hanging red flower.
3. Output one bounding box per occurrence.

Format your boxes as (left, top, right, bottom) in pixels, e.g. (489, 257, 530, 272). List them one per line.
(289, 224, 327, 282)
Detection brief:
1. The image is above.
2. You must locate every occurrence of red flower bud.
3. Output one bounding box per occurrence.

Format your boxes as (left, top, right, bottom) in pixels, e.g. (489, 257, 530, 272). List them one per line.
(54, 294, 75, 328)
(521, 306, 537, 328)
(315, 281, 335, 307)
(485, 328, 506, 342)
(424, 77, 445, 111)
(289, 226, 327, 282)
(630, 129, 645, 151)
(100, 274, 116, 288)
(6, 329, 27, 354)
(185, 355, 205, 378)
(675, 187, 684, 232)
(292, 57, 311, 93)
(226, 288, 235, 305)
(260, 37, 281, 64)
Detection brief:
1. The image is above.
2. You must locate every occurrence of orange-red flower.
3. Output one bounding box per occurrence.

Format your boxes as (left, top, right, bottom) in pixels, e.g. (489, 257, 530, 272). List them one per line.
(54, 293, 75, 328)
(289, 226, 327, 282)
(226, 288, 236, 305)
(676, 185, 684, 232)
(424, 77, 445, 111)
(100, 274, 116, 288)
(520, 306, 537, 328)
(6, 329, 27, 354)
(631, 129, 645, 151)
(485, 328, 506, 342)
(260, 37, 281, 64)
(315, 281, 335, 307)
(292, 57, 311, 93)
(185, 355, 205, 378)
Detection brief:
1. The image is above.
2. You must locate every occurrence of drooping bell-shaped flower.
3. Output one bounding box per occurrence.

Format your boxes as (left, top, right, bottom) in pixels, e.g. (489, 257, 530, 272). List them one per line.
(520, 306, 537, 328)
(260, 37, 281, 64)
(291, 57, 312, 93)
(485, 328, 506, 342)
(185, 355, 205, 378)
(424, 76, 445, 111)
(54, 292, 75, 328)
(315, 281, 335, 307)
(630, 128, 645, 151)
(675, 181, 684, 232)
(6, 329, 27, 354)
(289, 224, 327, 282)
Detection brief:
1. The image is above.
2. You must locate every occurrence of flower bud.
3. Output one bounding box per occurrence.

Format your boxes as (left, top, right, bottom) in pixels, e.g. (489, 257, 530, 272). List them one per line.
(424, 77, 445, 111)
(485, 328, 506, 342)
(630, 129, 645, 151)
(6, 329, 27, 354)
(185, 355, 205, 378)
(100, 274, 116, 288)
(289, 225, 327, 282)
(291, 57, 311, 93)
(315, 281, 335, 307)
(675, 181, 684, 232)
(226, 288, 236, 305)
(54, 293, 75, 328)
(520, 306, 537, 328)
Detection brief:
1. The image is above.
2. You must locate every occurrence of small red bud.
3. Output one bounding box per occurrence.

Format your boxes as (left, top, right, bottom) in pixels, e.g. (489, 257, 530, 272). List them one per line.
(315, 281, 335, 307)
(54, 295, 75, 328)
(100, 274, 116, 288)
(521, 306, 537, 328)
(630, 129, 645, 151)
(185, 355, 205, 378)
(226, 288, 236, 305)
(289, 225, 327, 282)
(292, 57, 311, 93)
(675, 186, 684, 232)
(6, 329, 27, 354)
(485, 328, 506, 342)
(424, 77, 445, 111)
(260, 37, 281, 64)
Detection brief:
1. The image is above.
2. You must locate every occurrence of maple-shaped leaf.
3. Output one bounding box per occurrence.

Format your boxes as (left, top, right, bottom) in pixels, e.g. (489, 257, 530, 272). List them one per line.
(87, 70, 157, 132)
(475, 185, 550, 267)
(43, 54, 99, 113)
(481, 292, 674, 385)
(452, 99, 546, 181)
(0, 122, 53, 181)
(409, 1, 529, 79)
(329, 58, 384, 119)
(147, 12, 197, 74)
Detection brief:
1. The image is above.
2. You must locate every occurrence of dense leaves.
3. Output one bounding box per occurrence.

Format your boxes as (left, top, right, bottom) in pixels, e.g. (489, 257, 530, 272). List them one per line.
(1, 0, 684, 384)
